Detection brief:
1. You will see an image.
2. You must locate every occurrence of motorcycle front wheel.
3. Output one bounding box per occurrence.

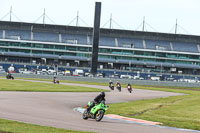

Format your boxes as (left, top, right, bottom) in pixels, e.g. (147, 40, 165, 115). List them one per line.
(95, 110, 104, 122)
(82, 110, 89, 120)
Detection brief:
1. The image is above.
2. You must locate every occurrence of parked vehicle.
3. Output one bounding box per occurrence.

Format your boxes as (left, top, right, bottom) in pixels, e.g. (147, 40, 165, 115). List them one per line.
(0, 66, 5, 73)
(48, 69, 56, 75)
(73, 69, 84, 76)
(96, 73, 103, 78)
(41, 69, 47, 75)
(64, 70, 71, 76)
(8, 66, 15, 73)
(82, 101, 109, 122)
(151, 76, 160, 81)
(120, 74, 132, 79)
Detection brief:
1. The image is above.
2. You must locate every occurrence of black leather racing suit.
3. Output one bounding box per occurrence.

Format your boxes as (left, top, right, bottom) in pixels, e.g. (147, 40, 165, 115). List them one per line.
(87, 94, 105, 112)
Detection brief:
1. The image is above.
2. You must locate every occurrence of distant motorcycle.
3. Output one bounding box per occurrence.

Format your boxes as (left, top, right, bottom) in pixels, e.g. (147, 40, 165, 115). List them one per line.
(127, 85, 132, 93)
(53, 78, 59, 84)
(6, 74, 14, 80)
(109, 83, 114, 90)
(116, 84, 121, 92)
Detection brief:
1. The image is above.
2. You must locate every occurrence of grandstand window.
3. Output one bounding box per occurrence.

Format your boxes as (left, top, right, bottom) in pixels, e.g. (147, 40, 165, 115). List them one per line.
(32, 44, 43, 48)
(32, 50, 42, 54)
(55, 45, 65, 50)
(143, 58, 155, 62)
(144, 52, 155, 56)
(167, 53, 177, 58)
(99, 55, 108, 58)
(79, 47, 88, 52)
(43, 51, 53, 55)
(119, 56, 132, 60)
(155, 52, 166, 57)
(188, 55, 199, 59)
(111, 49, 121, 52)
(0, 42, 8, 46)
(66, 46, 76, 51)
(55, 52, 64, 56)
(99, 49, 110, 53)
(77, 53, 86, 57)
(121, 50, 133, 55)
(135, 51, 144, 56)
(20, 43, 31, 47)
(177, 61, 191, 64)
(156, 59, 165, 62)
(65, 53, 76, 56)
(9, 42, 19, 47)
(177, 54, 188, 59)
(0, 48, 8, 52)
(43, 44, 54, 49)
(9, 49, 30, 53)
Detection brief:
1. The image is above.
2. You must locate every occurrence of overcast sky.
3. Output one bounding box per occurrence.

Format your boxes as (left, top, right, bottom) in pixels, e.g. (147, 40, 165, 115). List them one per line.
(0, 0, 200, 35)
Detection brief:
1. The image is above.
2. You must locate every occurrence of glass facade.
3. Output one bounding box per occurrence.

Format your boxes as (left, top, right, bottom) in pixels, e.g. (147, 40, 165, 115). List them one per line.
(0, 40, 200, 65)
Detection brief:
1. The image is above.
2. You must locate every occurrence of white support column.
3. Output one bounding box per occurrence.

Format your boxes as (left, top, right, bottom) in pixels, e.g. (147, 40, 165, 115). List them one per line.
(170, 42, 174, 51)
(87, 35, 90, 45)
(115, 38, 118, 47)
(143, 40, 146, 49)
(59, 33, 62, 43)
(31, 32, 33, 40)
(2, 30, 5, 39)
(197, 44, 200, 53)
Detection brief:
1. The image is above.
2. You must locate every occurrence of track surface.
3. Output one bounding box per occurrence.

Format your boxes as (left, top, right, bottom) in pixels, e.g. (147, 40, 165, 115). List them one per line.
(0, 79, 194, 133)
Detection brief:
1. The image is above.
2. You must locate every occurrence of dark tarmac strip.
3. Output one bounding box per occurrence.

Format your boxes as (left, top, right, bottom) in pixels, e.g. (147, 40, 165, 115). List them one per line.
(0, 79, 197, 133)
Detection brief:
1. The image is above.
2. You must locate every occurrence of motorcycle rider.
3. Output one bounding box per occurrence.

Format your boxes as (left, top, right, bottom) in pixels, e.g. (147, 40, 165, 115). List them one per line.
(127, 83, 132, 89)
(127, 83, 131, 88)
(109, 80, 113, 87)
(53, 76, 58, 83)
(116, 81, 121, 87)
(87, 92, 106, 112)
(6, 72, 13, 79)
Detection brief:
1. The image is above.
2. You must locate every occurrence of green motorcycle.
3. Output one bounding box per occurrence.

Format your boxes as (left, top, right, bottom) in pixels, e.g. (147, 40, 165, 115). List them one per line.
(82, 101, 109, 122)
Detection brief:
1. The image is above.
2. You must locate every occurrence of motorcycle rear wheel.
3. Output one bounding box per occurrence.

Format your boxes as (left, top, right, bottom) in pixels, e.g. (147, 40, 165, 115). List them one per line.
(95, 110, 104, 122)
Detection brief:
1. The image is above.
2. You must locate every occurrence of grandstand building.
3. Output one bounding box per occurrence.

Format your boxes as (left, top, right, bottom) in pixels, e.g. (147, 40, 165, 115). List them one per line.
(0, 21, 200, 75)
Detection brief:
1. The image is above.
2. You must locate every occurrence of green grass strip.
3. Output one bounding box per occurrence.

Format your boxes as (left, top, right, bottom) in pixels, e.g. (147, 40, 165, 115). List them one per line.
(0, 118, 94, 133)
(0, 79, 108, 92)
(106, 89, 200, 131)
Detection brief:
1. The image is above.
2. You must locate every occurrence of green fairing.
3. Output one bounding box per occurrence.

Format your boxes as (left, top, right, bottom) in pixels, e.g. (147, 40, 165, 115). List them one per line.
(88, 101, 92, 106)
(88, 102, 108, 114)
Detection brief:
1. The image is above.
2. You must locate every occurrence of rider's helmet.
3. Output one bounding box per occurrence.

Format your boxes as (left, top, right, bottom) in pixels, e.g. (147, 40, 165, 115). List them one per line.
(100, 92, 105, 97)
(109, 80, 112, 82)
(128, 83, 130, 86)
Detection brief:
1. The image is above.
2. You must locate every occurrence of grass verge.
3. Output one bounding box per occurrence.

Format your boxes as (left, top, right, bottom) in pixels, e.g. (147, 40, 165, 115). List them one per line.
(0, 118, 93, 133)
(106, 87, 200, 131)
(0, 79, 108, 92)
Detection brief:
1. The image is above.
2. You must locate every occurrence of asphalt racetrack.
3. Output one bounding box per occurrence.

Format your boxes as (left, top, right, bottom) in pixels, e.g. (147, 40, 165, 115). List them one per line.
(0, 79, 195, 133)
